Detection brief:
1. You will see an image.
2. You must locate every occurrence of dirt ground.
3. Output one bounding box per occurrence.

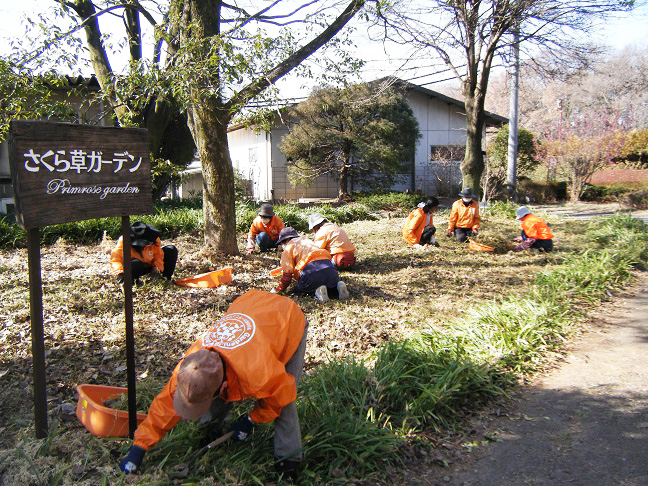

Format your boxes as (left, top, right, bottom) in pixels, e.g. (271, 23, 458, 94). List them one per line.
(421, 274, 648, 486)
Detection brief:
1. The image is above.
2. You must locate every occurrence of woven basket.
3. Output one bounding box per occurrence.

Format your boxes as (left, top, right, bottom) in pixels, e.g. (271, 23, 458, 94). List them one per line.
(468, 239, 495, 252)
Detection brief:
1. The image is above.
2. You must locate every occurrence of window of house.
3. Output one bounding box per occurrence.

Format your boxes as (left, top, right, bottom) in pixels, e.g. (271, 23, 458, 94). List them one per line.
(430, 145, 465, 162)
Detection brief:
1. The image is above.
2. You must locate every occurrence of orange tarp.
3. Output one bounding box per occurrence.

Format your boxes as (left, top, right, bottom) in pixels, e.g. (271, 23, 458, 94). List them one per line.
(174, 267, 233, 288)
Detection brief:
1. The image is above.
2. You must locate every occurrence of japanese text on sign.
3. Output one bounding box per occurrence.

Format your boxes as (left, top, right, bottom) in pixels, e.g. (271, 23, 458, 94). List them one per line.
(23, 149, 143, 173)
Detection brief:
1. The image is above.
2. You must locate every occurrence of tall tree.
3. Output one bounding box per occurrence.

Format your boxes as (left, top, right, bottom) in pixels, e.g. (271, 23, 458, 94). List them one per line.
(0, 58, 77, 141)
(19, 0, 365, 253)
(373, 0, 633, 195)
(483, 124, 539, 200)
(280, 82, 420, 197)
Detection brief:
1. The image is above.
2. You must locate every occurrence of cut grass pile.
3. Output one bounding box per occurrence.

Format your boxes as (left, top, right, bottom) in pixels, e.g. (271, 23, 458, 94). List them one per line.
(0, 205, 646, 484)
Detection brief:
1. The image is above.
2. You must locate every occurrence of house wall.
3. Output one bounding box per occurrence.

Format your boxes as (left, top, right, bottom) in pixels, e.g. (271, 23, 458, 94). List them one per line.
(228, 128, 272, 201)
(408, 90, 466, 196)
(269, 127, 340, 200)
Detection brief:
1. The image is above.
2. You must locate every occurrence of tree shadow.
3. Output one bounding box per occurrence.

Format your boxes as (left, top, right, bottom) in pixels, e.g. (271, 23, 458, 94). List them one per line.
(444, 386, 648, 486)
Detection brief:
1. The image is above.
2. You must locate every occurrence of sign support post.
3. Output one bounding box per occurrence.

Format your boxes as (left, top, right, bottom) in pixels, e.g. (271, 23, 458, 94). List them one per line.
(27, 227, 48, 438)
(121, 216, 138, 437)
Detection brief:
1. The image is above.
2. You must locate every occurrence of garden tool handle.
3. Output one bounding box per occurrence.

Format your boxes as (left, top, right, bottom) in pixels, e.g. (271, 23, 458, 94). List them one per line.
(206, 430, 234, 450)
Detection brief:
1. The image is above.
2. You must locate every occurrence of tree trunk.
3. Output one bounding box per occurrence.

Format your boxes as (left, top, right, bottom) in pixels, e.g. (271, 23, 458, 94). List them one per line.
(461, 90, 486, 196)
(187, 104, 239, 254)
(339, 157, 349, 198)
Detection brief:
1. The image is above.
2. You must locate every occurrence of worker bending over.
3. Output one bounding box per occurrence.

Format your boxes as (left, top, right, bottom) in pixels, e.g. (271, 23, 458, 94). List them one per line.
(110, 222, 177, 284)
(119, 290, 308, 479)
(273, 227, 349, 302)
(308, 213, 356, 269)
(403, 197, 440, 248)
(513, 206, 554, 252)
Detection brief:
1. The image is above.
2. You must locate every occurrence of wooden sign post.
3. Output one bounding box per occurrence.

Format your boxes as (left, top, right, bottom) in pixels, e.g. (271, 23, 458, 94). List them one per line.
(9, 120, 153, 438)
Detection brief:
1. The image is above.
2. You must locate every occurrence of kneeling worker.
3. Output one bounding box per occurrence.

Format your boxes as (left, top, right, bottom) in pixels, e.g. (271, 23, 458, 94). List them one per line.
(110, 222, 177, 284)
(403, 198, 440, 248)
(447, 188, 481, 242)
(119, 289, 308, 479)
(308, 213, 356, 269)
(274, 227, 349, 302)
(246, 203, 285, 254)
(513, 206, 554, 252)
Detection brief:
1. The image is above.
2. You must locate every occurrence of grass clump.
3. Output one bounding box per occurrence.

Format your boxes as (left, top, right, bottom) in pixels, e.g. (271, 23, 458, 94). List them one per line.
(373, 338, 506, 431)
(352, 190, 421, 215)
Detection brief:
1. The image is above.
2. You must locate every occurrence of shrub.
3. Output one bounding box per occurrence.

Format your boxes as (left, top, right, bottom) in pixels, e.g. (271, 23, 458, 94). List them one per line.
(517, 179, 567, 203)
(580, 184, 628, 202)
(485, 200, 517, 219)
(622, 190, 648, 209)
(351, 190, 421, 213)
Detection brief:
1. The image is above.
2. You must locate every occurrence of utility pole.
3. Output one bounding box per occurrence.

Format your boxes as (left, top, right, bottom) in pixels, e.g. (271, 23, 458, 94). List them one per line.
(506, 24, 520, 201)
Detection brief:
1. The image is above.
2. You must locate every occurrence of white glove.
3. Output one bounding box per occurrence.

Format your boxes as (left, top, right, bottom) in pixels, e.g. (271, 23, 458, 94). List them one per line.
(270, 288, 278, 294)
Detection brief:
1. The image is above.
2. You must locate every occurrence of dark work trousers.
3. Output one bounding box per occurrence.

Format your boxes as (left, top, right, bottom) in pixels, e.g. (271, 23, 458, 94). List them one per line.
(130, 245, 178, 280)
(420, 225, 437, 245)
(521, 230, 553, 252)
(204, 321, 309, 462)
(256, 232, 280, 252)
(454, 227, 473, 243)
(294, 260, 340, 298)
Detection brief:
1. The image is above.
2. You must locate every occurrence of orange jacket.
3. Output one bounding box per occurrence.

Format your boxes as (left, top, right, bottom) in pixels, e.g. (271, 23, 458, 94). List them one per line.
(247, 215, 285, 249)
(447, 200, 480, 231)
(402, 208, 433, 245)
(109, 237, 164, 276)
(279, 236, 331, 280)
(521, 214, 553, 240)
(133, 290, 306, 451)
(313, 222, 355, 255)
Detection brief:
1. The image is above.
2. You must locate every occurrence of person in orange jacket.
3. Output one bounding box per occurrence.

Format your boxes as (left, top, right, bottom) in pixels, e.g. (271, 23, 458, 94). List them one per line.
(402, 197, 440, 248)
(308, 213, 357, 269)
(513, 206, 554, 252)
(273, 227, 349, 302)
(118, 289, 308, 479)
(246, 203, 285, 254)
(110, 222, 177, 283)
(446, 188, 481, 242)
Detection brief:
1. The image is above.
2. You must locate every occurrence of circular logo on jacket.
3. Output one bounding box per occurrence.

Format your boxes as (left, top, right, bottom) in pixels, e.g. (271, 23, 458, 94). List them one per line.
(202, 313, 256, 350)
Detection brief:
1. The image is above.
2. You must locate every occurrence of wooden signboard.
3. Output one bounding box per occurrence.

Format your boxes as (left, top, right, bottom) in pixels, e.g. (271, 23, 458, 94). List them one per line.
(8, 121, 151, 439)
(8, 121, 152, 228)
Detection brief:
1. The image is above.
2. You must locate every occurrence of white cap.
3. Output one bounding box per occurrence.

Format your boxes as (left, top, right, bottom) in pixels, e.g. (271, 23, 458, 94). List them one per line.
(515, 206, 531, 220)
(307, 213, 327, 230)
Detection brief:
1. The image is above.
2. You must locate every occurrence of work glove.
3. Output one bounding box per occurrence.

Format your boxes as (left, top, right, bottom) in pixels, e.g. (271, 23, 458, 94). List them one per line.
(118, 445, 146, 474)
(116, 273, 125, 283)
(513, 236, 523, 243)
(472, 229, 479, 235)
(446, 230, 453, 237)
(270, 288, 278, 294)
(247, 248, 255, 255)
(228, 415, 254, 442)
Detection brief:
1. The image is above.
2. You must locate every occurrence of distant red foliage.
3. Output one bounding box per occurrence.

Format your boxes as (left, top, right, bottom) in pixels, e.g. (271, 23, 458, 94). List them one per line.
(591, 168, 648, 185)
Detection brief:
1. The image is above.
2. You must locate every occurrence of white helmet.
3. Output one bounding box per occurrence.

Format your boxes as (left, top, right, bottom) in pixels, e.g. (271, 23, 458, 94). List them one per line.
(515, 206, 531, 220)
(307, 213, 327, 230)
